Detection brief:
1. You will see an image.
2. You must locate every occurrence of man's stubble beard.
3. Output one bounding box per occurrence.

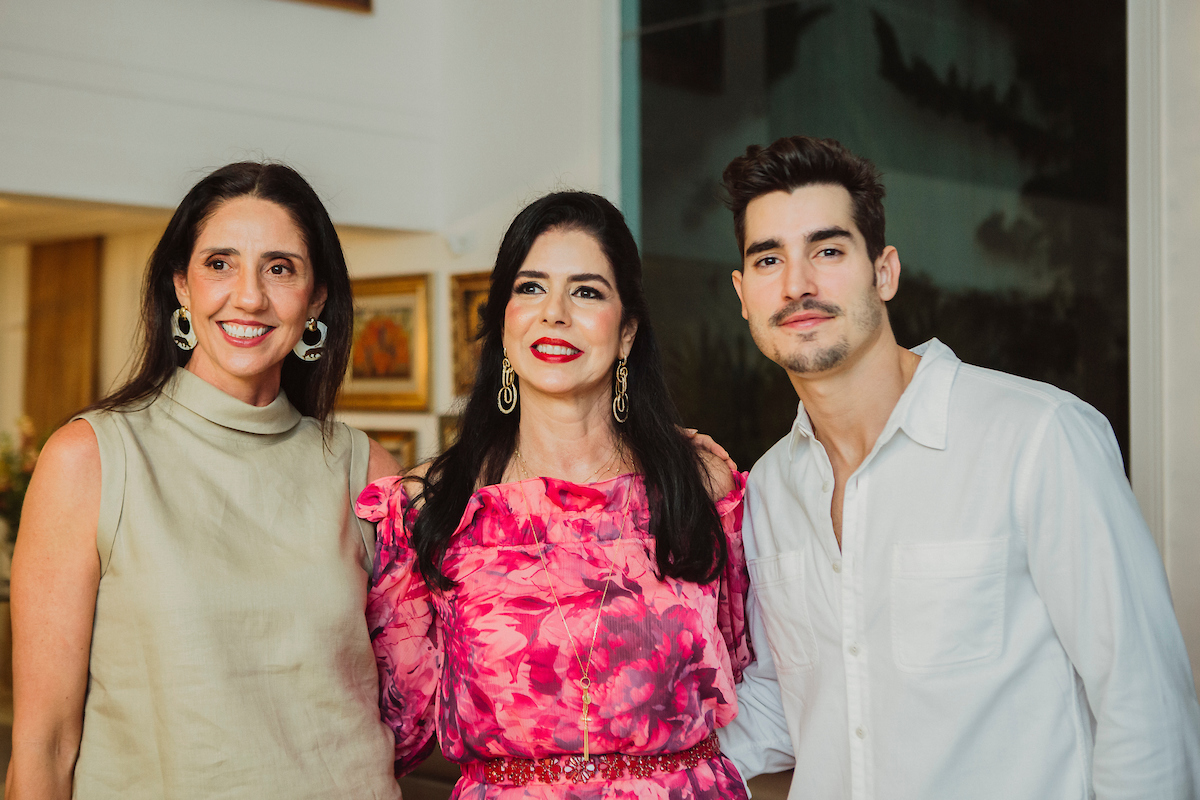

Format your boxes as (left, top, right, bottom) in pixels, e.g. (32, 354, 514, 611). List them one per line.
(756, 291, 885, 375)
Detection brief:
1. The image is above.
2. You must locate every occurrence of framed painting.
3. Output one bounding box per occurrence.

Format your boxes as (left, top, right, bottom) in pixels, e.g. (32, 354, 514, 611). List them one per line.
(342, 275, 429, 411)
(286, 0, 371, 12)
(438, 414, 461, 453)
(364, 430, 417, 471)
(451, 271, 492, 396)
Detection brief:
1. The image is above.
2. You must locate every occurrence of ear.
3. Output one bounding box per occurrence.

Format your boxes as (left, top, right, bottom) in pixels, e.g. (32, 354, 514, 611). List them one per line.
(875, 246, 901, 302)
(619, 317, 639, 360)
(308, 282, 328, 320)
(173, 269, 190, 308)
(731, 269, 748, 321)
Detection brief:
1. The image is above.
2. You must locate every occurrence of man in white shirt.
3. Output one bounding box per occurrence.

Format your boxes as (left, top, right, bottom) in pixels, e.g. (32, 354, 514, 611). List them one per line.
(715, 134, 1200, 799)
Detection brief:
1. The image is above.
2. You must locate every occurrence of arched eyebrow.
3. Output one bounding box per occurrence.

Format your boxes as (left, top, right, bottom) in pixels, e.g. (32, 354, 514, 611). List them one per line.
(515, 270, 613, 289)
(262, 250, 306, 262)
(197, 247, 306, 262)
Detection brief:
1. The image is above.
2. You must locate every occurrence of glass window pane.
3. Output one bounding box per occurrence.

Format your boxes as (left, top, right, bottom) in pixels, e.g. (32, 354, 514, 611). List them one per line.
(627, 0, 1128, 469)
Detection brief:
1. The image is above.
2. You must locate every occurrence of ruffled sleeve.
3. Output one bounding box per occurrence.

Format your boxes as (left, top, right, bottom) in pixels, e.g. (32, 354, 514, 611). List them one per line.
(357, 477, 440, 776)
(716, 470, 754, 683)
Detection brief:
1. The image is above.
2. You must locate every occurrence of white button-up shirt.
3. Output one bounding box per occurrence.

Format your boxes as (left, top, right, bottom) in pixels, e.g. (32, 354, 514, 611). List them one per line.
(719, 339, 1200, 800)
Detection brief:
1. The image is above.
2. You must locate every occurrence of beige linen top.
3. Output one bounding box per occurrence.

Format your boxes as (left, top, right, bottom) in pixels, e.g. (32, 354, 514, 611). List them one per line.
(73, 368, 400, 799)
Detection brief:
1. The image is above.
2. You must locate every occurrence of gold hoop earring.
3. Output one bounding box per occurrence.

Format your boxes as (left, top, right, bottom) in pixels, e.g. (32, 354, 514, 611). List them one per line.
(498, 349, 518, 414)
(612, 357, 629, 423)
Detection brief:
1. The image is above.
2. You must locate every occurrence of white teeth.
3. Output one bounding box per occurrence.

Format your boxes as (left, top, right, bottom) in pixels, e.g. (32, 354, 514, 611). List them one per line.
(535, 344, 580, 355)
(220, 322, 270, 339)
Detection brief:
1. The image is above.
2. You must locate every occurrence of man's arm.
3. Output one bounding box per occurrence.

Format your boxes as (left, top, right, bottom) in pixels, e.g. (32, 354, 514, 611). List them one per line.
(1021, 400, 1200, 799)
(719, 578, 797, 783)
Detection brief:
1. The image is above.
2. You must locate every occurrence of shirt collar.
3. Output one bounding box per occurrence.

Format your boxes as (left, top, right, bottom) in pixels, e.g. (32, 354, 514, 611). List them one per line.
(787, 338, 960, 458)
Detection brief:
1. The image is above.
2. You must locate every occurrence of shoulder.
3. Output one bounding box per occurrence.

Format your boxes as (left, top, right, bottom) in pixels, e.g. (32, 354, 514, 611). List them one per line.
(950, 362, 1095, 433)
(746, 429, 795, 488)
(366, 435, 403, 483)
(401, 460, 433, 508)
(698, 449, 736, 501)
(953, 362, 1077, 411)
(38, 419, 101, 483)
(948, 363, 1118, 456)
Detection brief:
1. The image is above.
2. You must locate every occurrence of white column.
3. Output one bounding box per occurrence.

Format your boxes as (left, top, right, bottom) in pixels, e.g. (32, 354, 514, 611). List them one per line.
(1128, 0, 1200, 689)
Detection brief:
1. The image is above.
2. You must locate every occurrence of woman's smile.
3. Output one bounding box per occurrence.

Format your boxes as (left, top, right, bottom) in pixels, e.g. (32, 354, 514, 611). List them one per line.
(218, 320, 275, 345)
(531, 337, 583, 362)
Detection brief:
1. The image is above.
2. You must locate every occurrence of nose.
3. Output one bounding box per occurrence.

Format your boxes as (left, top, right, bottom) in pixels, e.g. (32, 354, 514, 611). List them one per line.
(232, 266, 268, 311)
(541, 287, 570, 326)
(782, 257, 818, 301)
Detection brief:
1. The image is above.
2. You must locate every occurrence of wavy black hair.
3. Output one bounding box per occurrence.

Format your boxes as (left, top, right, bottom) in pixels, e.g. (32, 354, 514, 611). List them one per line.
(412, 191, 726, 591)
(84, 162, 353, 426)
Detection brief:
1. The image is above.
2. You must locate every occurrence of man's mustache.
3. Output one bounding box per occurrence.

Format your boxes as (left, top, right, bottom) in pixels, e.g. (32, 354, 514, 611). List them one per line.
(769, 298, 843, 327)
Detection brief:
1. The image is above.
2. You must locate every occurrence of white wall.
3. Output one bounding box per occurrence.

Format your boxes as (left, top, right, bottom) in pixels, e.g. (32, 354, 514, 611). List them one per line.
(0, 0, 440, 229)
(0, 0, 620, 459)
(0, 0, 618, 232)
(1128, 0, 1200, 689)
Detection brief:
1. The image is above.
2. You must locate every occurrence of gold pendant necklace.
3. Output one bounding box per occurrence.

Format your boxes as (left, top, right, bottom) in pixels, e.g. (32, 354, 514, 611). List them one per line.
(513, 447, 629, 759)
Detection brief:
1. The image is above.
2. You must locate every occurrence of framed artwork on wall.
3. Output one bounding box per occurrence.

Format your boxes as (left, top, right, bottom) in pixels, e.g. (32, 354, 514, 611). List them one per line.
(364, 430, 417, 471)
(341, 275, 429, 411)
(451, 272, 491, 397)
(285, 0, 371, 12)
(438, 414, 461, 453)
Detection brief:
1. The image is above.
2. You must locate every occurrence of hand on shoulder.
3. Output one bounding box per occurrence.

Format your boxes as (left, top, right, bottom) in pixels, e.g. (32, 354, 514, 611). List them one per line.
(698, 448, 736, 501)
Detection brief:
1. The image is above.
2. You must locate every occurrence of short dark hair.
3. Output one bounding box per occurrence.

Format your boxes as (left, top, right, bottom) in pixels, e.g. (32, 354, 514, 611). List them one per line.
(411, 191, 727, 591)
(85, 162, 353, 428)
(722, 135, 887, 261)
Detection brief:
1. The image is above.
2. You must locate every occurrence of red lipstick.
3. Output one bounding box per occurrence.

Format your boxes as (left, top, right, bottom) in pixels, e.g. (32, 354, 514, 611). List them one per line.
(530, 337, 583, 363)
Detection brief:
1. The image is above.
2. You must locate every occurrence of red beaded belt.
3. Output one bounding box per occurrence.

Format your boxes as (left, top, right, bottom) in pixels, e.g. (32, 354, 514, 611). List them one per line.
(462, 731, 722, 786)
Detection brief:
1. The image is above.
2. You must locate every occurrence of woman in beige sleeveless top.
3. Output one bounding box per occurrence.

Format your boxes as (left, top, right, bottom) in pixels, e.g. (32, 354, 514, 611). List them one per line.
(7, 163, 403, 799)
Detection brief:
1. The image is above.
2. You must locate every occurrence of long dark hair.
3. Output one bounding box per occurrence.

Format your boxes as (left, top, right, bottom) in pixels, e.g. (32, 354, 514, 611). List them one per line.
(85, 162, 353, 425)
(412, 191, 727, 591)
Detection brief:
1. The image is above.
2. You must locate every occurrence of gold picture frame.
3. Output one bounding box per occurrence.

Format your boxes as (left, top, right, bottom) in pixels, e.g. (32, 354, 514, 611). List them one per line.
(342, 275, 430, 411)
(364, 430, 417, 471)
(451, 271, 492, 397)
(285, 0, 371, 12)
(438, 414, 461, 453)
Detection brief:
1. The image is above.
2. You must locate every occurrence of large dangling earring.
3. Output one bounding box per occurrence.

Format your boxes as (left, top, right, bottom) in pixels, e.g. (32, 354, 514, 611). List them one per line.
(171, 306, 197, 351)
(497, 348, 518, 414)
(612, 357, 629, 423)
(292, 317, 328, 362)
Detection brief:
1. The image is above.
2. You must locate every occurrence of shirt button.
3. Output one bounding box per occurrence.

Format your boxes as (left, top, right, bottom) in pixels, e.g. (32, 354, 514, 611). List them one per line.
(832, 561, 842, 573)
(822, 480, 832, 492)
(856, 726, 866, 739)
(848, 644, 859, 656)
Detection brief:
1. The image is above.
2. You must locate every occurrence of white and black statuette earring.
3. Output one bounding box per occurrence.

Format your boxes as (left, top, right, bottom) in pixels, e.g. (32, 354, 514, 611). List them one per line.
(292, 317, 328, 361)
(170, 306, 197, 351)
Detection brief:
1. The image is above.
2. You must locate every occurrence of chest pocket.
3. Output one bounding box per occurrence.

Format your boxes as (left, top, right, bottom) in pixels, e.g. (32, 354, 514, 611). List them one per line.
(891, 538, 1008, 672)
(748, 550, 818, 673)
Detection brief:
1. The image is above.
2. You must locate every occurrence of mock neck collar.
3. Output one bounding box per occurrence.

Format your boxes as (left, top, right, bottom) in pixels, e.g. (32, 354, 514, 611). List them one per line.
(163, 367, 301, 435)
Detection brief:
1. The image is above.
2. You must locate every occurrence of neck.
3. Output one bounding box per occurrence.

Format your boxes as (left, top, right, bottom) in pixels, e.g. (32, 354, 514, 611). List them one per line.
(512, 385, 625, 483)
(185, 352, 283, 407)
(789, 326, 920, 474)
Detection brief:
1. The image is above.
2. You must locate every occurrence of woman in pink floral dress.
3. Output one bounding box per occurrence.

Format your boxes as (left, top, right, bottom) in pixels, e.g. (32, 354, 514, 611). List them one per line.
(358, 192, 754, 799)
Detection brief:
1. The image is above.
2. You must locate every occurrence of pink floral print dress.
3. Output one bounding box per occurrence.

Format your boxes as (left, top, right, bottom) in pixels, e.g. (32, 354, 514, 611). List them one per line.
(357, 470, 753, 799)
